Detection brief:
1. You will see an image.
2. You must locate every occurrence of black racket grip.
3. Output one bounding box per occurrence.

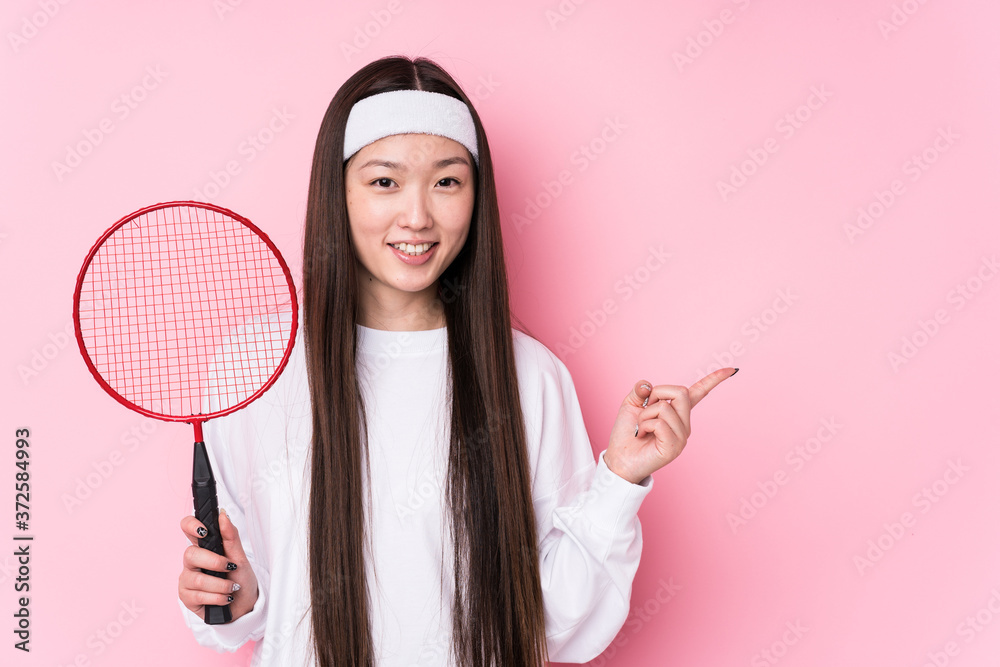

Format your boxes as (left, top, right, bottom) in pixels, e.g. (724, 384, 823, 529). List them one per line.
(192, 440, 233, 625)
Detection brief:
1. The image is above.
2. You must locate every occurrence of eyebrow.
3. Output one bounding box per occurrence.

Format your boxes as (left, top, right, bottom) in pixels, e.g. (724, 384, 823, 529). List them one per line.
(356, 156, 471, 171)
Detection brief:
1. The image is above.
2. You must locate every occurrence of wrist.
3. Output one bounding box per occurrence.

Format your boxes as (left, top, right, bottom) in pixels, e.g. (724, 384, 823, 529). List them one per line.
(603, 450, 644, 485)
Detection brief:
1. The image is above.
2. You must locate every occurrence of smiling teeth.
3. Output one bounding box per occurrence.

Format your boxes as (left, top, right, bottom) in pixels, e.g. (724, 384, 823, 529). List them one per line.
(391, 242, 434, 255)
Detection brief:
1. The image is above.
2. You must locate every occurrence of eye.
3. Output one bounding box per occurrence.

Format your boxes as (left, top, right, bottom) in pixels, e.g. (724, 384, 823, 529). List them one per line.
(370, 177, 395, 188)
(437, 177, 460, 187)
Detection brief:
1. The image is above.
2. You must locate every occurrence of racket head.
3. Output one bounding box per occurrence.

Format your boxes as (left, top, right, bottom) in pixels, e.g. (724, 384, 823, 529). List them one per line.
(73, 201, 298, 424)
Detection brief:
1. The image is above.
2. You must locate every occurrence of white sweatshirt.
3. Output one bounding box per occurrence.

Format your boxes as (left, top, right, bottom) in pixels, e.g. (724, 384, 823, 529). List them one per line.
(178, 323, 653, 666)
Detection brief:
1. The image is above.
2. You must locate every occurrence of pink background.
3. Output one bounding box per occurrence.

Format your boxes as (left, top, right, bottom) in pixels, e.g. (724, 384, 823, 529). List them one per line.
(3, 1, 999, 665)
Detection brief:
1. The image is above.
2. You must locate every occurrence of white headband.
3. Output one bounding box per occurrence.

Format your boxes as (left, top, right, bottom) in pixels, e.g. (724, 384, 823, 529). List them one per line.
(343, 89, 479, 165)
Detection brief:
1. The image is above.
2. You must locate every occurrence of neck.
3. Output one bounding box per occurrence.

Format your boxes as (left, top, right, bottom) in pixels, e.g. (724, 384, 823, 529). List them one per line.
(356, 279, 446, 331)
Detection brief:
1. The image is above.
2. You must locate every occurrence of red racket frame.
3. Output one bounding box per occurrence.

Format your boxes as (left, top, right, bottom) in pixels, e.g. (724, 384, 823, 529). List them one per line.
(72, 200, 299, 438)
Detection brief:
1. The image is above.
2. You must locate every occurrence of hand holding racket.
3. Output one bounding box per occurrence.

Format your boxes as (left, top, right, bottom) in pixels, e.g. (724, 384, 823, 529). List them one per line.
(73, 201, 297, 624)
(179, 508, 259, 622)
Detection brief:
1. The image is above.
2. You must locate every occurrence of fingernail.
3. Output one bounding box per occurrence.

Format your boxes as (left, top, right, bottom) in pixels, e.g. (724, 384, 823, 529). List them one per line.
(196, 527, 208, 538)
(219, 508, 228, 521)
(640, 382, 651, 392)
(634, 424, 639, 438)
(227, 595, 234, 603)
(642, 396, 649, 408)
(232, 582, 241, 592)
(227, 562, 238, 571)
(730, 367, 740, 377)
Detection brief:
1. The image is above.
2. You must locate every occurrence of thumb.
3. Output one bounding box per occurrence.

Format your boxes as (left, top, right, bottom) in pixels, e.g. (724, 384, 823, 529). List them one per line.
(218, 508, 248, 562)
(623, 379, 653, 410)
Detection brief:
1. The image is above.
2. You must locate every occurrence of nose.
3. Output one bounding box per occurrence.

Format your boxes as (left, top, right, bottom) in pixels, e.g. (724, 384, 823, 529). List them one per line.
(398, 184, 433, 231)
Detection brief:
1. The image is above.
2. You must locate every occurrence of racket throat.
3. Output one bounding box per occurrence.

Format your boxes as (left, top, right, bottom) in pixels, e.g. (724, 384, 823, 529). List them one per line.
(192, 440, 214, 487)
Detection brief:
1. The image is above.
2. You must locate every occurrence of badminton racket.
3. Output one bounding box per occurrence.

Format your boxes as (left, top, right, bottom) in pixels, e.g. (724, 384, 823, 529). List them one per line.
(73, 201, 298, 624)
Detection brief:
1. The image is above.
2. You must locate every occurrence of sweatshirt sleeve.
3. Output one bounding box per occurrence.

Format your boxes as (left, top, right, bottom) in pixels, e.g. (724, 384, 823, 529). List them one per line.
(518, 338, 654, 663)
(177, 411, 270, 652)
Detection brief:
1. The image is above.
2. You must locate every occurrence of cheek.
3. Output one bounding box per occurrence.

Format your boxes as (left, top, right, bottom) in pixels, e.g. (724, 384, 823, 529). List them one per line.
(346, 197, 384, 240)
(444, 189, 475, 223)
(350, 196, 393, 227)
(441, 201, 473, 253)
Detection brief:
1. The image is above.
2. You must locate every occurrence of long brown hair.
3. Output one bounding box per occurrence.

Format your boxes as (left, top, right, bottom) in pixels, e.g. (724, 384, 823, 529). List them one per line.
(302, 55, 548, 666)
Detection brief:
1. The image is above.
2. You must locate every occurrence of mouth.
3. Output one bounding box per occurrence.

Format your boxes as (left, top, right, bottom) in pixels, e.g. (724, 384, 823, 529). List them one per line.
(387, 242, 438, 256)
(387, 242, 439, 266)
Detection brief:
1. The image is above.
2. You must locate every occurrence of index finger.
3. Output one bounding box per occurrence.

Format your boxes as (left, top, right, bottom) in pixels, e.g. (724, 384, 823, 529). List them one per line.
(180, 515, 208, 547)
(688, 367, 738, 407)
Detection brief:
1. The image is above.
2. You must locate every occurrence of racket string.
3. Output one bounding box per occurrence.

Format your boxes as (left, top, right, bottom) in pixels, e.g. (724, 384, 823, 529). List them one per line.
(77, 204, 295, 418)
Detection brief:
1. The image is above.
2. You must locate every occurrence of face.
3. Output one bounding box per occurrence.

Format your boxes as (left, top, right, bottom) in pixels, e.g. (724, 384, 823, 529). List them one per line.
(344, 133, 475, 323)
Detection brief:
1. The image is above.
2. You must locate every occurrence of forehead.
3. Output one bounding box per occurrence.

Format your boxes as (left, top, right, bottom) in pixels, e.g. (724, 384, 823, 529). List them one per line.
(349, 133, 471, 169)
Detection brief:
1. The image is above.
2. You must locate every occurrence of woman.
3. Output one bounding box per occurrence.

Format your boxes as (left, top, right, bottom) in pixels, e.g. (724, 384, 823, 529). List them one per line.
(177, 54, 736, 666)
